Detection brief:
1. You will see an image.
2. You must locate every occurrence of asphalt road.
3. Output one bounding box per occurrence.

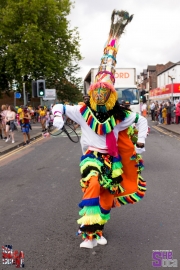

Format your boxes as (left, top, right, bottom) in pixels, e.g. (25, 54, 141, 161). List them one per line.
(0, 125, 180, 270)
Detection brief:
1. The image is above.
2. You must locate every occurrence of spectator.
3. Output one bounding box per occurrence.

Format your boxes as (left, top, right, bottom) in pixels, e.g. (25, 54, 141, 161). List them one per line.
(28, 105, 35, 124)
(45, 108, 51, 130)
(5, 105, 17, 143)
(154, 101, 159, 121)
(158, 104, 163, 124)
(22, 107, 31, 146)
(171, 103, 176, 124)
(162, 104, 167, 125)
(39, 106, 47, 131)
(35, 107, 39, 123)
(150, 101, 155, 121)
(175, 101, 180, 124)
(1, 105, 8, 139)
(83, 94, 90, 104)
(166, 101, 171, 125)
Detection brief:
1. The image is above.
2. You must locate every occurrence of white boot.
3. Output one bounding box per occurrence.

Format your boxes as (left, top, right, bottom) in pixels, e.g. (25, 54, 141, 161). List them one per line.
(80, 239, 93, 249)
(97, 236, 107, 245)
(80, 239, 97, 249)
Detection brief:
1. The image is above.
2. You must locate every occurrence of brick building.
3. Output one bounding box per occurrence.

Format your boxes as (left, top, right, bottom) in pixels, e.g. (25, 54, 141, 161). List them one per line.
(137, 62, 175, 92)
(150, 61, 180, 103)
(0, 92, 40, 108)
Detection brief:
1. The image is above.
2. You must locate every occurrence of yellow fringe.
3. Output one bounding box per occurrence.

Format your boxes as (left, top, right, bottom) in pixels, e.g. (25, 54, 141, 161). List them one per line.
(112, 168, 123, 178)
(77, 214, 107, 225)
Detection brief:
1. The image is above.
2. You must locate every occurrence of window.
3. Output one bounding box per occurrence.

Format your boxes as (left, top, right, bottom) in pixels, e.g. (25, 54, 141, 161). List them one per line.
(116, 88, 139, 104)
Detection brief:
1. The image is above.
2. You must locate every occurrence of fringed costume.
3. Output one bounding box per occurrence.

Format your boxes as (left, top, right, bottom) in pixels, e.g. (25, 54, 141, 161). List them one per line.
(52, 9, 148, 249)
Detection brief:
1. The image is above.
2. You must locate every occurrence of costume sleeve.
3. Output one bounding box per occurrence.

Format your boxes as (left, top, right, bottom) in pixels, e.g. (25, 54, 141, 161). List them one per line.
(135, 114, 148, 144)
(116, 112, 148, 144)
(52, 104, 82, 125)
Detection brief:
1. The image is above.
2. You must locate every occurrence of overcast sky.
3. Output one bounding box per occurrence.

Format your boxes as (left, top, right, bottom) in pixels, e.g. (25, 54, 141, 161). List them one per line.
(68, 0, 180, 80)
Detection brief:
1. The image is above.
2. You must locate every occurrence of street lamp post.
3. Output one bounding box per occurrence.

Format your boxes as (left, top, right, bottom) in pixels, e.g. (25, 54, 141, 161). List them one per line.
(168, 75, 175, 103)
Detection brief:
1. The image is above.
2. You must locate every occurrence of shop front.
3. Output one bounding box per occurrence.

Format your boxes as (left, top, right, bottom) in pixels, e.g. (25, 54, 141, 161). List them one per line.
(149, 83, 180, 103)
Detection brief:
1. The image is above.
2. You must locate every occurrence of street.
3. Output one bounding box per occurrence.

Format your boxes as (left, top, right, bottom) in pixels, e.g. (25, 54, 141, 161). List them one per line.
(0, 124, 180, 270)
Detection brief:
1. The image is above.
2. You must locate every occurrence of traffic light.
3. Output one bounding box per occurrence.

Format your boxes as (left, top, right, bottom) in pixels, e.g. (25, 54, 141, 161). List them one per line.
(37, 80, 45, 97)
(140, 90, 146, 102)
(32, 80, 37, 97)
(27, 93, 31, 102)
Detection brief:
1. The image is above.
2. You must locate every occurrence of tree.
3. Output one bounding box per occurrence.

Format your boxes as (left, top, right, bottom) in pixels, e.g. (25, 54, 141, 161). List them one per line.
(55, 64, 83, 103)
(0, 0, 82, 97)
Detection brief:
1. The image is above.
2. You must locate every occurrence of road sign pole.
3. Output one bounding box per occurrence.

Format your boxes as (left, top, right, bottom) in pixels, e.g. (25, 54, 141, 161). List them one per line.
(23, 83, 26, 105)
(14, 91, 16, 107)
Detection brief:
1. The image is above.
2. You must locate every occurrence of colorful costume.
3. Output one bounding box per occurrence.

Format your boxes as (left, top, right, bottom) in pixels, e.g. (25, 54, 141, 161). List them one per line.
(52, 10, 148, 249)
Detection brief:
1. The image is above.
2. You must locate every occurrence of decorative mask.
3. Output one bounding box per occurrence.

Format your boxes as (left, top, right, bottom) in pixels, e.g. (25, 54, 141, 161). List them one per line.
(92, 87, 111, 105)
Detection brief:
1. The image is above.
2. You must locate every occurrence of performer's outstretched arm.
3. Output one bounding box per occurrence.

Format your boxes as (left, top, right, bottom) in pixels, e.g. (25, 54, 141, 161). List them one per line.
(52, 104, 82, 129)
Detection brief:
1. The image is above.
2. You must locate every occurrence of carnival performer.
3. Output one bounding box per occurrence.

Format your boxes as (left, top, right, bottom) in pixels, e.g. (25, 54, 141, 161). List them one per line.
(52, 10, 148, 249)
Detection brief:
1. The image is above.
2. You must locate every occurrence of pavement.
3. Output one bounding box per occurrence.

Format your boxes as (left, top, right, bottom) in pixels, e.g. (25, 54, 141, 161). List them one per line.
(0, 122, 43, 156)
(156, 122, 180, 135)
(148, 116, 180, 136)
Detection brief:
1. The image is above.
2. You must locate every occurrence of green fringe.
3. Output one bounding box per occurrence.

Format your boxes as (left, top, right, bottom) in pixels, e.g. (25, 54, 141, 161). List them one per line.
(80, 157, 103, 168)
(92, 119, 97, 131)
(79, 206, 110, 221)
(110, 115, 116, 127)
(118, 196, 128, 205)
(79, 206, 101, 216)
(127, 126, 134, 136)
(105, 121, 111, 133)
(131, 193, 141, 202)
(112, 161, 123, 170)
(101, 212, 110, 221)
(83, 109, 90, 120)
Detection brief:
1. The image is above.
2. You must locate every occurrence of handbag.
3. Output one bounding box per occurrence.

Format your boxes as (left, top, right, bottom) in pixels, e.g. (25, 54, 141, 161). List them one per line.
(10, 121, 17, 131)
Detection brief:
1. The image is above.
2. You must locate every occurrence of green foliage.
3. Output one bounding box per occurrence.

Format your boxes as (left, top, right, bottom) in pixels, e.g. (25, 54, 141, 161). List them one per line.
(55, 64, 83, 103)
(0, 0, 83, 99)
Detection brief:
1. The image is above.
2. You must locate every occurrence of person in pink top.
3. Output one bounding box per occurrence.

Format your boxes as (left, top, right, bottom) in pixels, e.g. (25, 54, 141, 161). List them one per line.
(175, 101, 180, 124)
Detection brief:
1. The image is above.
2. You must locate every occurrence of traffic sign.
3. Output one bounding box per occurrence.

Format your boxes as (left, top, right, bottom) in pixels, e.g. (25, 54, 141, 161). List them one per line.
(43, 89, 56, 100)
(15, 92, 21, 99)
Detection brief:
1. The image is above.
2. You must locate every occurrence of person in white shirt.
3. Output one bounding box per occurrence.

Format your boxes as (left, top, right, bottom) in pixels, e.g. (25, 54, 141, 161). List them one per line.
(150, 101, 155, 121)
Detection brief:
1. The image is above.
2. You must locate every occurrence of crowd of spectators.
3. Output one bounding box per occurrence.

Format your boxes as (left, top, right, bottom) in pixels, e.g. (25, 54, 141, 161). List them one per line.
(150, 100, 180, 125)
(0, 104, 54, 146)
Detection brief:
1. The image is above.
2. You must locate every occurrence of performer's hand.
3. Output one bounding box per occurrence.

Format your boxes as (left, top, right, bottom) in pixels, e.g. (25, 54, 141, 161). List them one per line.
(136, 142, 144, 148)
(135, 142, 145, 154)
(53, 116, 64, 130)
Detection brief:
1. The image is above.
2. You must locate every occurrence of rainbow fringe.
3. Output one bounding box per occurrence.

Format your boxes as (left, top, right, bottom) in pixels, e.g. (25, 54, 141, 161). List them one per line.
(77, 205, 110, 226)
(117, 153, 146, 205)
(81, 230, 103, 240)
(80, 151, 124, 195)
(80, 105, 116, 135)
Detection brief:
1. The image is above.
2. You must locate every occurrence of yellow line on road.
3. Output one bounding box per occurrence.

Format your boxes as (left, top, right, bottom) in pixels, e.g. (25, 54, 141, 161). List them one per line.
(152, 126, 169, 135)
(0, 136, 44, 161)
(152, 126, 180, 140)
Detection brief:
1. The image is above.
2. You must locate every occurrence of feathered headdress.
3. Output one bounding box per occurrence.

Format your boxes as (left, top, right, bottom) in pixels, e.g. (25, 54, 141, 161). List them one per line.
(88, 10, 133, 112)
